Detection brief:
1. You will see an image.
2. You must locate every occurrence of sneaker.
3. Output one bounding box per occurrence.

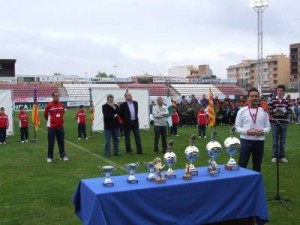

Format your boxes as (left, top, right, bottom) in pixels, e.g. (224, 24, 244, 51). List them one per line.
(61, 156, 69, 161)
(198, 136, 202, 139)
(281, 158, 288, 163)
(176, 134, 179, 136)
(85, 137, 89, 140)
(271, 158, 277, 163)
(0, 142, 2, 145)
(25, 140, 29, 143)
(204, 136, 207, 138)
(21, 141, 24, 143)
(46, 158, 52, 163)
(3, 142, 6, 144)
(78, 138, 81, 140)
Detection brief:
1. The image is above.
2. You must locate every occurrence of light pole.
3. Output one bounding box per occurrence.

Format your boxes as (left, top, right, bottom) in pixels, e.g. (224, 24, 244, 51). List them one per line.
(250, 0, 268, 94)
(114, 65, 118, 78)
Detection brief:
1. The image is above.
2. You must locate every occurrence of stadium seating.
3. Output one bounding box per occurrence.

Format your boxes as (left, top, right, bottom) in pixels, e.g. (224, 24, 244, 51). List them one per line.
(215, 84, 247, 96)
(117, 83, 176, 96)
(63, 83, 120, 97)
(170, 84, 223, 97)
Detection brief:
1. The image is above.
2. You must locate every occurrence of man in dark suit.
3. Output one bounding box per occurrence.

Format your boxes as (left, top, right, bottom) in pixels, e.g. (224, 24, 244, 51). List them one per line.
(119, 92, 143, 154)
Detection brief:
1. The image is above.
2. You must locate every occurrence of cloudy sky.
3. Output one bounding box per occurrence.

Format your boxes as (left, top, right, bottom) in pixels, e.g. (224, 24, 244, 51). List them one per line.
(0, 0, 299, 78)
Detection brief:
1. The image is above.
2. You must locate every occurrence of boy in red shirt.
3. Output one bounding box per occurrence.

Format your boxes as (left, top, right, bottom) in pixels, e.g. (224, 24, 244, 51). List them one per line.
(197, 106, 208, 138)
(76, 105, 87, 140)
(0, 107, 9, 144)
(170, 109, 180, 136)
(18, 106, 29, 143)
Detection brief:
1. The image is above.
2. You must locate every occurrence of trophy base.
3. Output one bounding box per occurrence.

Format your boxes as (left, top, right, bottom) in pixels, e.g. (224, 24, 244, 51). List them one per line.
(182, 173, 192, 180)
(127, 179, 138, 184)
(103, 182, 114, 187)
(165, 173, 176, 179)
(155, 177, 166, 184)
(208, 167, 220, 177)
(190, 170, 198, 176)
(147, 177, 155, 182)
(225, 164, 240, 171)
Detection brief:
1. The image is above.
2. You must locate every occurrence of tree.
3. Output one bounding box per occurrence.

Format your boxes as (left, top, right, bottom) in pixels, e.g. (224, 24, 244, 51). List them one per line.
(96, 71, 115, 78)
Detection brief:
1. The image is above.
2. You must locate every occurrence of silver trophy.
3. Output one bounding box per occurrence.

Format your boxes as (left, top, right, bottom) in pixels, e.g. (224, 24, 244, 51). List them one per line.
(102, 165, 116, 187)
(125, 162, 139, 184)
(224, 127, 241, 171)
(206, 130, 222, 176)
(153, 157, 166, 184)
(184, 135, 199, 176)
(164, 140, 177, 179)
(144, 161, 156, 181)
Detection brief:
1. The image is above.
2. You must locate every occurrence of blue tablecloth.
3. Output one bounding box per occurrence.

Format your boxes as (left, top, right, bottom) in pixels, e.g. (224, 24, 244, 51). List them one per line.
(73, 166, 269, 225)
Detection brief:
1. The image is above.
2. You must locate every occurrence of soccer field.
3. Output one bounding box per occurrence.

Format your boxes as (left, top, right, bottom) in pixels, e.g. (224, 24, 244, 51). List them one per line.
(0, 108, 299, 225)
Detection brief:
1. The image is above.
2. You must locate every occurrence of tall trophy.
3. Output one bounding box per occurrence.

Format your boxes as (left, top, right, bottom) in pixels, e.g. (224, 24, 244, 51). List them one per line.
(102, 165, 116, 187)
(153, 157, 166, 184)
(164, 140, 177, 179)
(125, 162, 139, 184)
(144, 161, 156, 181)
(224, 127, 241, 171)
(184, 135, 199, 177)
(206, 130, 222, 176)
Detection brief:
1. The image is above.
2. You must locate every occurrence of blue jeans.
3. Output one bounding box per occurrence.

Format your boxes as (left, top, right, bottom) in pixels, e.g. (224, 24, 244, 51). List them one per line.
(104, 128, 119, 155)
(271, 123, 288, 159)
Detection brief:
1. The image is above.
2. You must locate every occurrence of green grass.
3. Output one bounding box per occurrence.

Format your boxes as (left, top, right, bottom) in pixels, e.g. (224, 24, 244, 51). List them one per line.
(0, 108, 299, 225)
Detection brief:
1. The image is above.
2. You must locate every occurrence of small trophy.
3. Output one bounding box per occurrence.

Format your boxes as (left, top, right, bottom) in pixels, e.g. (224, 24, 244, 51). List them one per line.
(206, 130, 222, 176)
(144, 161, 156, 181)
(164, 140, 177, 179)
(184, 135, 199, 176)
(224, 127, 240, 171)
(153, 157, 166, 184)
(182, 162, 192, 180)
(125, 162, 139, 184)
(102, 165, 116, 187)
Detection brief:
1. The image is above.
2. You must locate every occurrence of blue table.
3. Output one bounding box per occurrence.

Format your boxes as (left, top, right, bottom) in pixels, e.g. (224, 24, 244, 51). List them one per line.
(73, 166, 269, 225)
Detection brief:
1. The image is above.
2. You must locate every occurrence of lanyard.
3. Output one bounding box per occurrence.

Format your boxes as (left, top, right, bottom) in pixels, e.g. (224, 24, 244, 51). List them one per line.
(248, 106, 258, 125)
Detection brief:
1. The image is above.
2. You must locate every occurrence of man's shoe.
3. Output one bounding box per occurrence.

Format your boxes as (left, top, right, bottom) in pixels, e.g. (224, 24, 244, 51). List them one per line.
(61, 157, 69, 161)
(46, 158, 52, 163)
(25, 140, 29, 143)
(21, 141, 24, 143)
(281, 158, 288, 163)
(137, 152, 146, 155)
(114, 153, 121, 156)
(271, 158, 277, 163)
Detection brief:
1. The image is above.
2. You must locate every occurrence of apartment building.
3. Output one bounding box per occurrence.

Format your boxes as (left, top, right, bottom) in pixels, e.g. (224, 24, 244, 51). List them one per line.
(290, 43, 300, 82)
(227, 54, 289, 91)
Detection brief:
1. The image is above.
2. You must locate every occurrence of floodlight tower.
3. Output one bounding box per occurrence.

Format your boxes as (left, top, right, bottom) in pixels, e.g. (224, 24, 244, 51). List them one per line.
(250, 0, 268, 94)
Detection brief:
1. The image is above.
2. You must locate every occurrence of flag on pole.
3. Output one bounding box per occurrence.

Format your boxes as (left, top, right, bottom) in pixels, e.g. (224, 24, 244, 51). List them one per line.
(167, 86, 173, 127)
(89, 88, 94, 125)
(32, 87, 40, 131)
(208, 86, 215, 128)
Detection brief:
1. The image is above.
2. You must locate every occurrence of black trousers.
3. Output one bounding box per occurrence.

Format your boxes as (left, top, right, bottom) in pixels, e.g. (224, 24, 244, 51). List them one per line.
(20, 127, 29, 141)
(154, 125, 167, 153)
(0, 127, 6, 143)
(124, 120, 142, 153)
(47, 127, 66, 159)
(78, 124, 87, 139)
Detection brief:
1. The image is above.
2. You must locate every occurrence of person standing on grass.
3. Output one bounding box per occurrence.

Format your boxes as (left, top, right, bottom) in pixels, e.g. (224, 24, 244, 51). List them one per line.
(268, 85, 291, 163)
(76, 105, 87, 140)
(0, 107, 9, 144)
(235, 88, 270, 172)
(44, 91, 68, 163)
(197, 106, 208, 139)
(152, 96, 169, 153)
(102, 94, 120, 157)
(119, 91, 144, 155)
(18, 106, 29, 143)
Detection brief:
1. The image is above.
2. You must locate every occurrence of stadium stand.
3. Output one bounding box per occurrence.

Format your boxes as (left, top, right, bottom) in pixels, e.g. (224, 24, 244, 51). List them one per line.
(215, 84, 247, 96)
(118, 83, 176, 96)
(63, 83, 120, 97)
(170, 84, 223, 97)
(0, 83, 59, 98)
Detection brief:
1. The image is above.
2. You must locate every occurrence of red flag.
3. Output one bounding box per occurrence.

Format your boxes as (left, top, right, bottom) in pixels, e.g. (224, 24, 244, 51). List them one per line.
(208, 87, 215, 128)
(32, 88, 40, 131)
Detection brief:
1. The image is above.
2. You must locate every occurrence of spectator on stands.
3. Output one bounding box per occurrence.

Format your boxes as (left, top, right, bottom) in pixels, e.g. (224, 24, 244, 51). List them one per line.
(200, 94, 209, 108)
(0, 107, 9, 144)
(18, 106, 29, 143)
(76, 105, 88, 140)
(190, 94, 198, 105)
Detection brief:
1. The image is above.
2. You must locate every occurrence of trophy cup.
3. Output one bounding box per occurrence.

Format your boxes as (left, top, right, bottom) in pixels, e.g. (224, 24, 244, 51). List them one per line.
(224, 127, 241, 171)
(144, 161, 156, 181)
(184, 135, 199, 176)
(164, 140, 177, 179)
(153, 157, 166, 184)
(102, 165, 116, 187)
(125, 162, 139, 184)
(206, 130, 222, 176)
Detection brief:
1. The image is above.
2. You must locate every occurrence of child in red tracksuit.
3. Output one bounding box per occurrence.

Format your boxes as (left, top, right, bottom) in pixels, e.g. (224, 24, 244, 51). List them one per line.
(0, 107, 9, 144)
(170, 109, 180, 136)
(76, 105, 87, 140)
(18, 106, 29, 143)
(197, 106, 208, 138)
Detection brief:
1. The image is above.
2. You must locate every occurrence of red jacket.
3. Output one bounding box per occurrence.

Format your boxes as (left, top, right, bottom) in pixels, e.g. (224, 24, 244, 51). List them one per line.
(76, 110, 86, 125)
(0, 113, 9, 128)
(44, 101, 65, 128)
(18, 112, 29, 128)
(197, 111, 207, 125)
(172, 111, 180, 124)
